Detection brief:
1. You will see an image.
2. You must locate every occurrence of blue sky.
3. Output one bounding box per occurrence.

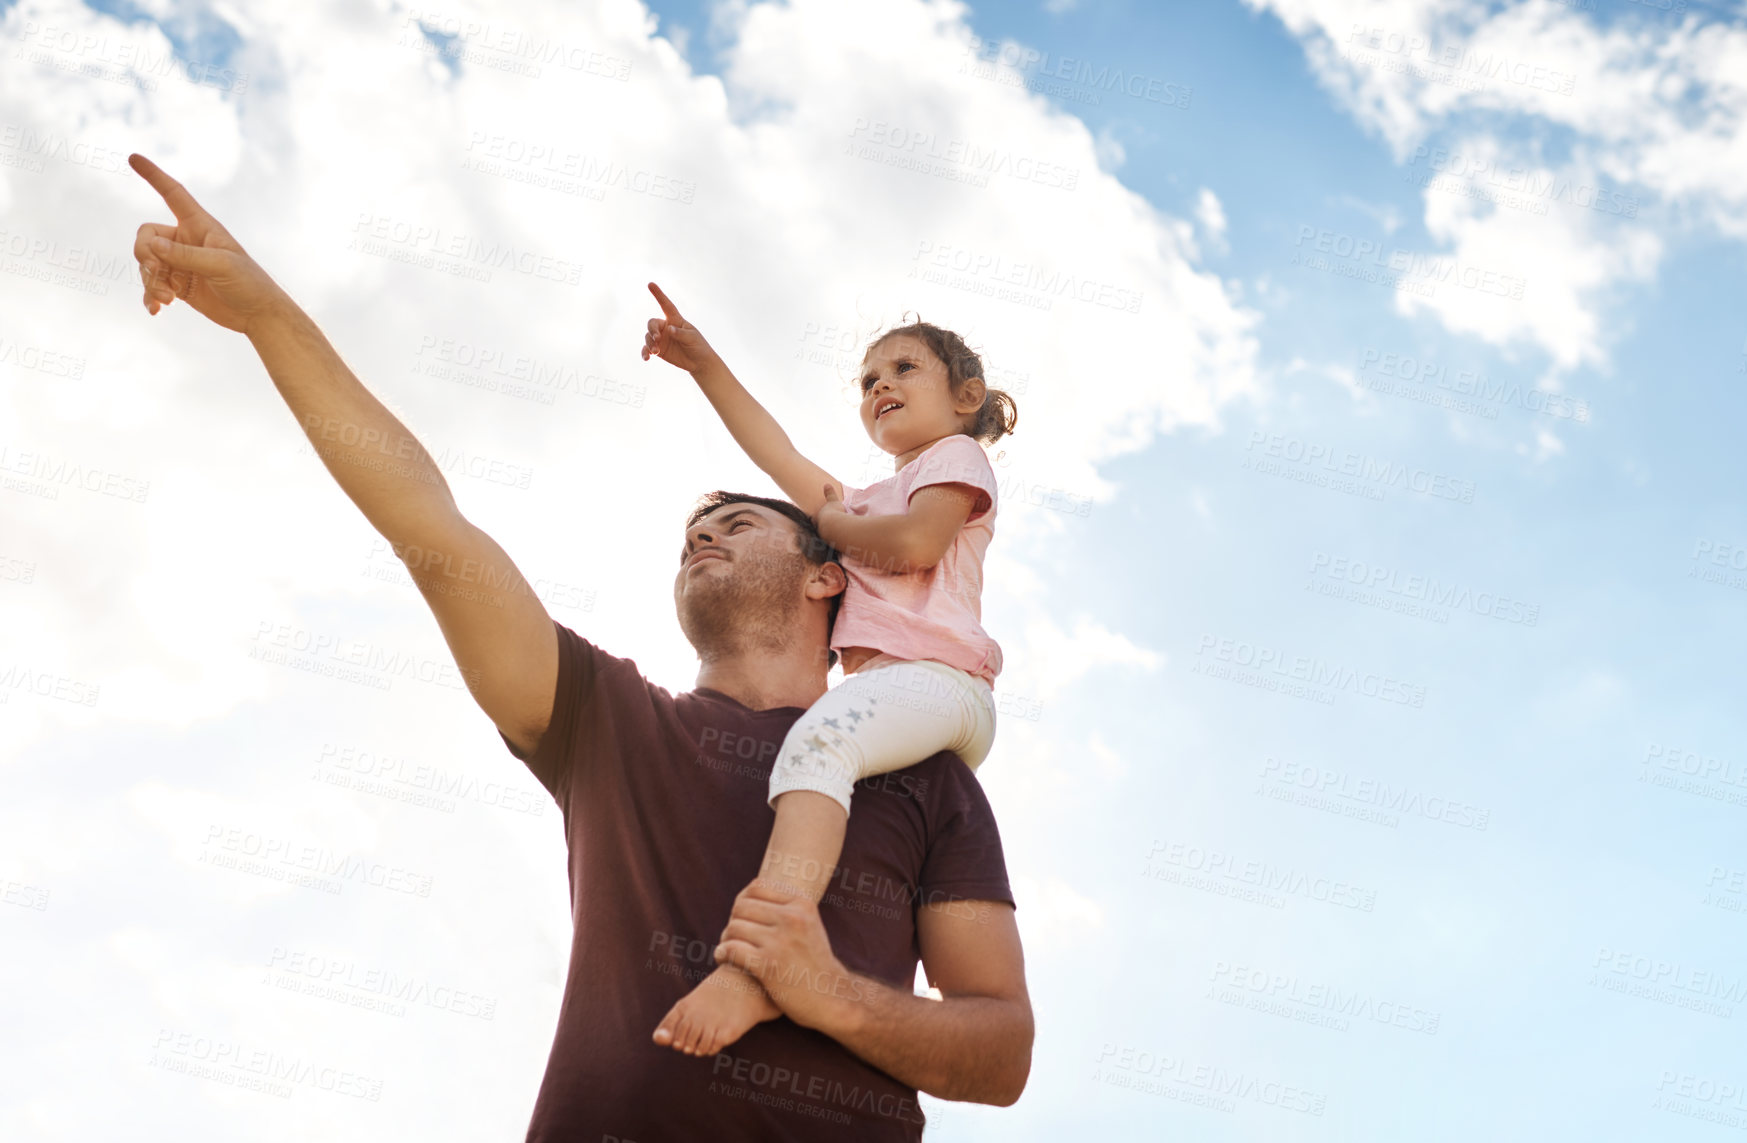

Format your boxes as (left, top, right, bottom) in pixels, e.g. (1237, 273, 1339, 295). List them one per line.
(2, 0, 1746, 1139)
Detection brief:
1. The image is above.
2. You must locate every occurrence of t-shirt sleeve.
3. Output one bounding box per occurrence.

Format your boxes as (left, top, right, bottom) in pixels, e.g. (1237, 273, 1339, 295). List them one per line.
(497, 620, 609, 801)
(907, 435, 997, 520)
(916, 760, 1016, 910)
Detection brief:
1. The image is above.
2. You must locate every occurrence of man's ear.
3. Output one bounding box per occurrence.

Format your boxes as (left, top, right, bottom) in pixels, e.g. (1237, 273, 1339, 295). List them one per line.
(954, 376, 987, 415)
(805, 560, 847, 601)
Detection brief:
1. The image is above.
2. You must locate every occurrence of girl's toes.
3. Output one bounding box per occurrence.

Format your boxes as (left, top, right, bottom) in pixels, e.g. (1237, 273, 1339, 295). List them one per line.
(653, 1002, 686, 1048)
(675, 1014, 703, 1055)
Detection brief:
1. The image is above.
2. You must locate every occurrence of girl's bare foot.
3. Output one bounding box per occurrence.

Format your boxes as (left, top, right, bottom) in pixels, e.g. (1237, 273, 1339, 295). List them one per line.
(652, 963, 780, 1056)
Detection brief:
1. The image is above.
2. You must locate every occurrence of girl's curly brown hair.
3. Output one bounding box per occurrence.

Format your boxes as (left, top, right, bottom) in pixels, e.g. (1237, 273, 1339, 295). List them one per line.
(864, 315, 1018, 445)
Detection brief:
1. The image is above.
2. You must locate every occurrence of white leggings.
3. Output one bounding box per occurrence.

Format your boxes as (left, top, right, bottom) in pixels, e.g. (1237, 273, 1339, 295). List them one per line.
(767, 655, 997, 815)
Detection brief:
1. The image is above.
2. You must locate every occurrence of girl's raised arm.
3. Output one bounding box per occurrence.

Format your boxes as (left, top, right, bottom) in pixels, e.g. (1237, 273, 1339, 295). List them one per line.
(643, 282, 842, 515)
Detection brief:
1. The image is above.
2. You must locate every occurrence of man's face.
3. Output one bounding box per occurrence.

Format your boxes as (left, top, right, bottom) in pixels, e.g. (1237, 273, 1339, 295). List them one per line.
(673, 503, 813, 658)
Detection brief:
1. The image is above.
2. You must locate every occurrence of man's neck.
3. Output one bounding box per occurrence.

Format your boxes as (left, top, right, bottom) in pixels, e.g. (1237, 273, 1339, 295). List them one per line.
(695, 648, 828, 712)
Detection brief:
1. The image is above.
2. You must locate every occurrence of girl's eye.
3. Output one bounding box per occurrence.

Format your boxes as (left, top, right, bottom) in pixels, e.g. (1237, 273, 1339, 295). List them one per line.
(862, 362, 912, 391)
(731, 521, 750, 531)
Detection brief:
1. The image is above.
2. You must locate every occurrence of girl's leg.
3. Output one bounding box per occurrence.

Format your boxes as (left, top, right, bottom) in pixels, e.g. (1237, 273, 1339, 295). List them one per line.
(654, 659, 995, 1056)
(760, 657, 995, 900)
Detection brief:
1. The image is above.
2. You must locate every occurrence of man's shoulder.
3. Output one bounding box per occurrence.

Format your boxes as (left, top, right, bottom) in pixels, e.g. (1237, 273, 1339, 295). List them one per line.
(554, 621, 661, 697)
(854, 750, 1003, 842)
(529, 621, 676, 755)
(871, 752, 1013, 909)
(855, 749, 971, 801)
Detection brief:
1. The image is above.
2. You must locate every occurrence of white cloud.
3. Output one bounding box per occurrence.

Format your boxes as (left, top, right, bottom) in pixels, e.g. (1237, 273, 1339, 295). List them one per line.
(1248, 0, 1747, 369)
(1194, 186, 1229, 253)
(1398, 134, 1662, 370)
(1334, 191, 1402, 235)
(1519, 424, 1565, 462)
(659, 19, 691, 60)
(1092, 122, 1126, 171)
(1286, 355, 1372, 408)
(1002, 614, 1162, 703)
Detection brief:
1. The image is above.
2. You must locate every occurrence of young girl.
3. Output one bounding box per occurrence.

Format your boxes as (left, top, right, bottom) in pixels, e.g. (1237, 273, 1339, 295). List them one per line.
(641, 283, 1016, 1056)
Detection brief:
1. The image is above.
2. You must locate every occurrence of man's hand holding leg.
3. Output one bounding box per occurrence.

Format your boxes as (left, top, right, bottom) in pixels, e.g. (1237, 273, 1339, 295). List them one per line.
(715, 882, 874, 1028)
(715, 883, 1033, 1106)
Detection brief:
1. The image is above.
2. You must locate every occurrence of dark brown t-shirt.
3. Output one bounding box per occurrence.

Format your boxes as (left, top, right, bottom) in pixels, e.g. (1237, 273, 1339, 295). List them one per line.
(499, 621, 1015, 1143)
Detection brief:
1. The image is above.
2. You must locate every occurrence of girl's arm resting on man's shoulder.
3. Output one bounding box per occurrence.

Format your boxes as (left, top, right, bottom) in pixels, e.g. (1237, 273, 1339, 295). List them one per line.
(816, 485, 978, 575)
(689, 359, 839, 514)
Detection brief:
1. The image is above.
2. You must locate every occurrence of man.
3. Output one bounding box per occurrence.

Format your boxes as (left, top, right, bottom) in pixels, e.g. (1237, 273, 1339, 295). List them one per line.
(127, 154, 1033, 1140)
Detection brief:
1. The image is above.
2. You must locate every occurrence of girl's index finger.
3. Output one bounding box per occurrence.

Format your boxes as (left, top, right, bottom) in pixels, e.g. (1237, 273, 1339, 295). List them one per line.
(127, 153, 206, 221)
(647, 281, 683, 322)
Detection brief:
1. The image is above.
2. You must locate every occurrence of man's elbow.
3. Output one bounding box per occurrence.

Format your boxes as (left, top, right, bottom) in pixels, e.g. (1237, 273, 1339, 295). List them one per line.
(1001, 1028, 1036, 1105)
(986, 1060, 1031, 1107)
(975, 1006, 1035, 1107)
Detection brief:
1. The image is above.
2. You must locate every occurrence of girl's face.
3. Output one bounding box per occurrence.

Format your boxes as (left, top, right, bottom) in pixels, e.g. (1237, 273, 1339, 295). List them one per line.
(858, 334, 981, 455)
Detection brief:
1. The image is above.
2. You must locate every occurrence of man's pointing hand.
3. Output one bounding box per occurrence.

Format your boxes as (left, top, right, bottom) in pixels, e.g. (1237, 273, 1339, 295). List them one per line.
(128, 153, 288, 333)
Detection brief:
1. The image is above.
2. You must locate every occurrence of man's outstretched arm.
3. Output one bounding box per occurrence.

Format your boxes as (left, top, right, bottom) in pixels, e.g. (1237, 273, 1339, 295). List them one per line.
(716, 886, 1034, 1105)
(243, 308, 559, 754)
(128, 153, 558, 756)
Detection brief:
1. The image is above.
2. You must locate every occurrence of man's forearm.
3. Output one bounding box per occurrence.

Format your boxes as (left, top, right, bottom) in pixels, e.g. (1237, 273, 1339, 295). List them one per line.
(246, 301, 459, 543)
(807, 973, 1032, 1105)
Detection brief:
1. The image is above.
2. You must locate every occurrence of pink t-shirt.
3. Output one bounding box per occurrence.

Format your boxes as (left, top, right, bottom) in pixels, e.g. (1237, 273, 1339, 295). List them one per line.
(830, 434, 1002, 685)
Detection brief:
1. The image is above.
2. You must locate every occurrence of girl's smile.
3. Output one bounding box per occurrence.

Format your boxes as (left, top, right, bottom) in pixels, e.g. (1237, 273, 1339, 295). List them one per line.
(858, 333, 985, 468)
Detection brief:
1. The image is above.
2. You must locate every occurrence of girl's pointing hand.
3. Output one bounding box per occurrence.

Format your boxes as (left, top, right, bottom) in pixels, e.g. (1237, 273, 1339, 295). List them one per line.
(642, 282, 722, 375)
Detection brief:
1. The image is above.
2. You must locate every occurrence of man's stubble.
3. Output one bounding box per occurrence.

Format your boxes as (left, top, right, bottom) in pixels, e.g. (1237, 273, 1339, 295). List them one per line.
(677, 549, 809, 665)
